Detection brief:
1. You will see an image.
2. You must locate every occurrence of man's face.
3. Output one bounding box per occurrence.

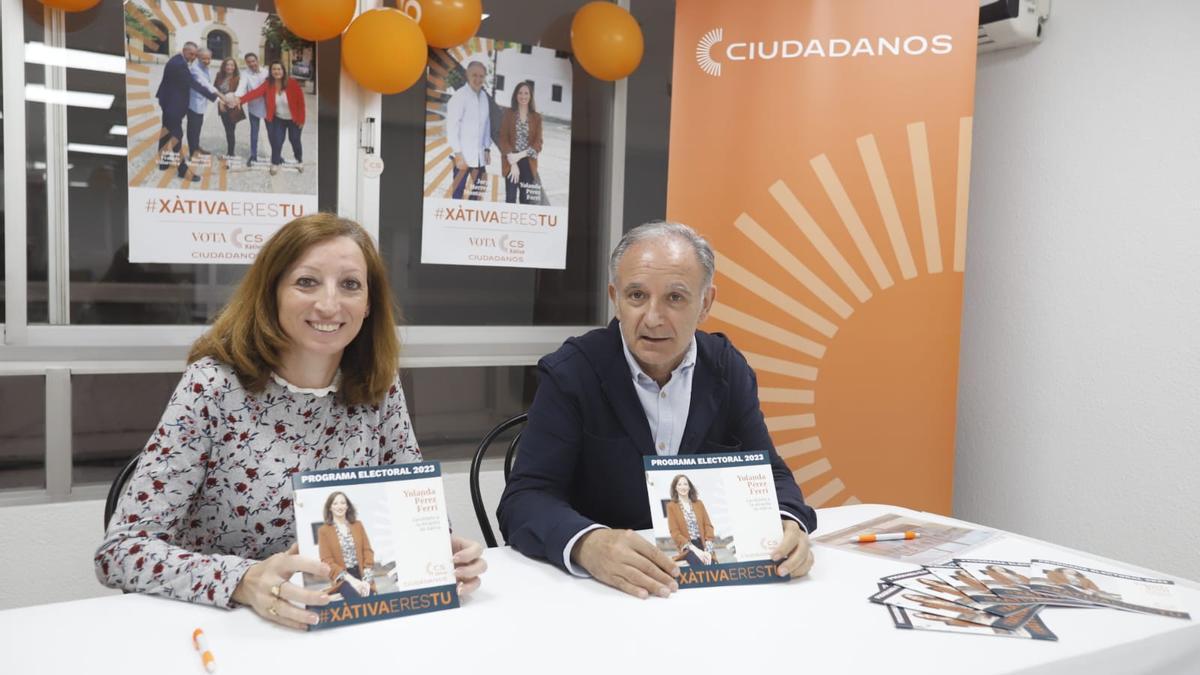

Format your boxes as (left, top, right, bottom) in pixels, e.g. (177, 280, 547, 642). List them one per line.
(608, 236, 715, 383)
(466, 64, 486, 92)
(182, 45, 197, 62)
(200, 51, 212, 67)
(246, 55, 259, 71)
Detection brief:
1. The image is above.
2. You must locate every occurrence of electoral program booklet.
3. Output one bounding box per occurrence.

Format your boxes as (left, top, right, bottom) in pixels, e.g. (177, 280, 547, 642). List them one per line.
(1027, 558, 1192, 620)
(290, 462, 459, 630)
(644, 451, 786, 588)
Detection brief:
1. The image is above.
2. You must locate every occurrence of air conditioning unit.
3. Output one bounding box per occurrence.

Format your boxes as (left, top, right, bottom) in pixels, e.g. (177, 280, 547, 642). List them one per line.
(978, 0, 1051, 53)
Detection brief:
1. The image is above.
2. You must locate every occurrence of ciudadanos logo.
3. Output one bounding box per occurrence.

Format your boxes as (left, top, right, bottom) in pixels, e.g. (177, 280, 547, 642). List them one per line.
(696, 27, 954, 77)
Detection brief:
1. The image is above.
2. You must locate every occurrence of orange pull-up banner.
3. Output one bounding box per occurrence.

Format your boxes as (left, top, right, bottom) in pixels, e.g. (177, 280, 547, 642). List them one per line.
(667, 1, 979, 514)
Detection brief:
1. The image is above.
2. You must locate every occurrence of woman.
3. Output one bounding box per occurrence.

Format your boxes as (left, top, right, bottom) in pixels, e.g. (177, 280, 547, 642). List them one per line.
(316, 492, 374, 599)
(985, 564, 1031, 587)
(212, 57, 242, 164)
(95, 213, 486, 630)
(239, 61, 305, 176)
(665, 474, 716, 566)
(497, 81, 544, 205)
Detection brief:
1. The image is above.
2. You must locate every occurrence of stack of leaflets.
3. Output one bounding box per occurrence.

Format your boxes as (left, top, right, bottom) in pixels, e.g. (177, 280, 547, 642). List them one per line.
(873, 558, 1192, 641)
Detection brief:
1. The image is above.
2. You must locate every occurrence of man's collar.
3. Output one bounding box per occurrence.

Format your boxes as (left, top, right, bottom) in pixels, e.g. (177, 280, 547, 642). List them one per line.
(617, 322, 697, 386)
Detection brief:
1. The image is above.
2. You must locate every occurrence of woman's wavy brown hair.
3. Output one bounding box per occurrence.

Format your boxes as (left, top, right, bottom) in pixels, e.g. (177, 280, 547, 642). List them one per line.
(188, 213, 400, 406)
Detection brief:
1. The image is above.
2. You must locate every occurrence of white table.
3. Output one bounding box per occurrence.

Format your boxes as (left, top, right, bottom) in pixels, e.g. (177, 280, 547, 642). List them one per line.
(2, 504, 1198, 674)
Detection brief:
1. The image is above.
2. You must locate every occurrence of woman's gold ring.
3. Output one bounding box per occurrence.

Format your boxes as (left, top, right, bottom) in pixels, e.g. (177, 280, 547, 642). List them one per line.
(267, 599, 279, 616)
(270, 583, 282, 598)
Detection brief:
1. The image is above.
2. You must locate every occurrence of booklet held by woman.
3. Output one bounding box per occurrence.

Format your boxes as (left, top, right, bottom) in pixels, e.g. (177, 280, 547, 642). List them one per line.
(290, 462, 459, 629)
(644, 451, 786, 588)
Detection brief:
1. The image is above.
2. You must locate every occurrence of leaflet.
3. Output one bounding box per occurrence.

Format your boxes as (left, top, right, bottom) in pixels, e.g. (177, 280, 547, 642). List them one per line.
(290, 462, 459, 629)
(644, 452, 786, 588)
(1027, 558, 1192, 620)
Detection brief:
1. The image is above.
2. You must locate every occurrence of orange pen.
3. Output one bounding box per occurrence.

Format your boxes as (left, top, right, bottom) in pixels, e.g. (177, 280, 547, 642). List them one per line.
(855, 531, 919, 543)
(192, 628, 217, 673)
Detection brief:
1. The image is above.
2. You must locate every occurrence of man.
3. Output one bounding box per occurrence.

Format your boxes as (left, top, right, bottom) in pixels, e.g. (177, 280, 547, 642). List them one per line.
(235, 52, 268, 167)
(154, 42, 218, 182)
(498, 221, 817, 598)
(444, 60, 491, 200)
(186, 49, 220, 164)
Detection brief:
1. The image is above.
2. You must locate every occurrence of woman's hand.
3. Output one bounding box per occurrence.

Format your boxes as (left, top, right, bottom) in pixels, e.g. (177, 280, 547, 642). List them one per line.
(507, 164, 520, 183)
(451, 535, 487, 596)
(232, 544, 332, 630)
(700, 551, 712, 565)
(356, 579, 372, 596)
(506, 152, 522, 165)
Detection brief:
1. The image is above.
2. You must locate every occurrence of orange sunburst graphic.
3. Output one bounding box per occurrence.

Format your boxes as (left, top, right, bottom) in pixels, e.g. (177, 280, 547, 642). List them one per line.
(701, 117, 974, 512)
(423, 40, 505, 200)
(124, 1, 232, 190)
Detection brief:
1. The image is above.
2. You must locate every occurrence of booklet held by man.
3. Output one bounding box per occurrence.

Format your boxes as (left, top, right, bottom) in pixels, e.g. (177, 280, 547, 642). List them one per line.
(290, 462, 459, 630)
(644, 451, 786, 588)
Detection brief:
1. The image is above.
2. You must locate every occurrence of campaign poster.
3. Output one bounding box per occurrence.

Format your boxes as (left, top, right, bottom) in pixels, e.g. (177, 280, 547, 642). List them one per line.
(420, 39, 572, 269)
(123, 0, 318, 263)
(291, 463, 458, 630)
(668, 0, 980, 512)
(644, 452, 786, 588)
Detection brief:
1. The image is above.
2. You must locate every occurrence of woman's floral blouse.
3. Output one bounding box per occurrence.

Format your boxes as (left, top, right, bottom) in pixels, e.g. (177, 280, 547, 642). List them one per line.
(95, 357, 421, 608)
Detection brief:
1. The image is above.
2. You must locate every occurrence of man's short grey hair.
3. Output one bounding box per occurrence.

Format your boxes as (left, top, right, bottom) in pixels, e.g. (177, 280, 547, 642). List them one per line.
(183, 41, 199, 50)
(609, 220, 716, 289)
(465, 60, 487, 73)
(199, 48, 212, 57)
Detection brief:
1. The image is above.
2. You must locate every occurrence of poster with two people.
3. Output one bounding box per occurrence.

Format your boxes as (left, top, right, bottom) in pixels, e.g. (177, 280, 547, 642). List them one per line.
(420, 39, 573, 269)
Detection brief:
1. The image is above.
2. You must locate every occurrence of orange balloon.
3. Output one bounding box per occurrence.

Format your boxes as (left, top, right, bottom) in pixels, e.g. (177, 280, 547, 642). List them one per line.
(276, 0, 356, 42)
(571, 2, 644, 81)
(342, 8, 429, 94)
(406, 0, 482, 49)
(39, 0, 101, 11)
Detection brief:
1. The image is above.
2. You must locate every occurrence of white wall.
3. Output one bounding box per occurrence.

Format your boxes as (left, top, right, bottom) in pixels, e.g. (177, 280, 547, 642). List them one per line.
(0, 467, 506, 611)
(956, 0, 1200, 581)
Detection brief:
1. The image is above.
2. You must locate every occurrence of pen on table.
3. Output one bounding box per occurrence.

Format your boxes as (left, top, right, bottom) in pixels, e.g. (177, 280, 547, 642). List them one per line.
(855, 531, 919, 543)
(192, 628, 216, 673)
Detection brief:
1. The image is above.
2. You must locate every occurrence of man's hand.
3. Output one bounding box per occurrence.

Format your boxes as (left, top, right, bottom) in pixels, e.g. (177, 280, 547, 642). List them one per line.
(454, 154, 467, 171)
(572, 529, 679, 599)
(451, 535, 487, 597)
(483, 149, 491, 165)
(771, 519, 814, 578)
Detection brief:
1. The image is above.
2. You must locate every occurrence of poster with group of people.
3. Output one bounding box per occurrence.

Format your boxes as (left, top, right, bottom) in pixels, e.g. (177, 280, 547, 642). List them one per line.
(124, 0, 317, 263)
(419, 40, 574, 269)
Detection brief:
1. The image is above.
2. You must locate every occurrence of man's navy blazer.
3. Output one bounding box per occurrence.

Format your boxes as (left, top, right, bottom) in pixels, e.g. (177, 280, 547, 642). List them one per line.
(155, 54, 214, 120)
(497, 321, 817, 572)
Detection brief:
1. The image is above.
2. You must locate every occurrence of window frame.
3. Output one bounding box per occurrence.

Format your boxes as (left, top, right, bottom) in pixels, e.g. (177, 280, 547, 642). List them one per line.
(0, 0, 633, 504)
